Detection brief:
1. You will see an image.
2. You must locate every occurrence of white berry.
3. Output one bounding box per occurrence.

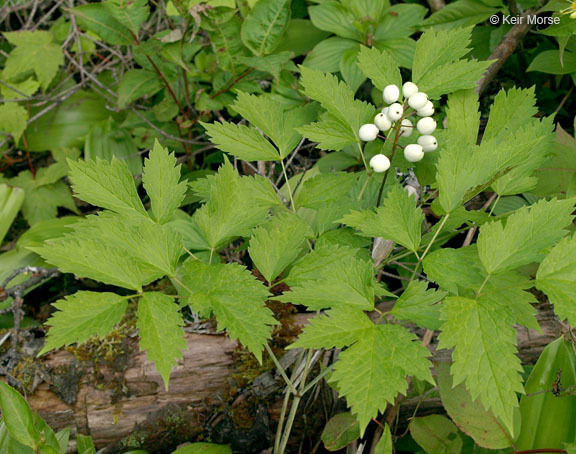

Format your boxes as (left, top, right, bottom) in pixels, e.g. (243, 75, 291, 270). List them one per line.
(359, 123, 379, 142)
(381, 106, 389, 116)
(404, 144, 424, 162)
(417, 117, 437, 135)
(417, 101, 435, 117)
(387, 103, 403, 121)
(369, 154, 391, 173)
(374, 113, 392, 132)
(408, 92, 428, 110)
(399, 118, 413, 137)
(383, 85, 400, 104)
(402, 82, 418, 99)
(418, 135, 438, 152)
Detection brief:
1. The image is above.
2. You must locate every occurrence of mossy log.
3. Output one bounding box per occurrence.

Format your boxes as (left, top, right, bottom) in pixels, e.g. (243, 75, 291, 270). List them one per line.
(21, 304, 561, 453)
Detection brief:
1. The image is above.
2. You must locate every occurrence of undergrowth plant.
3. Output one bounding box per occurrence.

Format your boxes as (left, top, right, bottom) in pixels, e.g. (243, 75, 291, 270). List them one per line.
(1, 14, 576, 454)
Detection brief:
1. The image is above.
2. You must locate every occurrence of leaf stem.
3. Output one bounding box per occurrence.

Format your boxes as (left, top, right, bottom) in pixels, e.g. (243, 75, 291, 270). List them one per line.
(280, 159, 296, 211)
(264, 344, 298, 395)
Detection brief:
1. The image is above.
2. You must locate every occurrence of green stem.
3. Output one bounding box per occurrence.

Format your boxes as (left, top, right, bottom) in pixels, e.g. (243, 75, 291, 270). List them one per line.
(420, 214, 450, 261)
(280, 159, 296, 211)
(357, 142, 369, 172)
(488, 194, 501, 217)
(265, 344, 298, 395)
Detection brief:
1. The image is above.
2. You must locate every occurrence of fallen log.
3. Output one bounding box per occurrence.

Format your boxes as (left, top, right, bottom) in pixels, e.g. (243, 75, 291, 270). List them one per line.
(15, 303, 563, 453)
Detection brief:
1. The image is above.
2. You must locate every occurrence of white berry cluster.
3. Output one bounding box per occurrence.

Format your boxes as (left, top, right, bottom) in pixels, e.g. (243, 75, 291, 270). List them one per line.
(359, 82, 439, 173)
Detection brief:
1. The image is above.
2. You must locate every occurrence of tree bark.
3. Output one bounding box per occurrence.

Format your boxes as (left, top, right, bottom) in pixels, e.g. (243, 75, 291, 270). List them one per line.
(20, 304, 562, 452)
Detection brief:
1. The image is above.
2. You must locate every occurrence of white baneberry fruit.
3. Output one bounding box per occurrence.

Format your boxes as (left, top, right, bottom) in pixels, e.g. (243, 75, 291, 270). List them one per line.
(417, 135, 438, 152)
(399, 118, 413, 137)
(374, 113, 392, 132)
(402, 82, 418, 99)
(370, 154, 391, 173)
(381, 106, 389, 116)
(387, 103, 403, 121)
(417, 117, 436, 135)
(408, 92, 428, 110)
(417, 101, 434, 117)
(383, 84, 400, 104)
(359, 123, 379, 141)
(404, 144, 424, 162)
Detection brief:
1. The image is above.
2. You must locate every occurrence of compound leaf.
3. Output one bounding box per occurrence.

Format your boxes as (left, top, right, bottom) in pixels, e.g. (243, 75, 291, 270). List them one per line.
(177, 260, 276, 362)
(357, 46, 402, 91)
(143, 140, 188, 224)
(391, 281, 447, 330)
(137, 292, 186, 389)
(39, 291, 128, 355)
(240, 0, 291, 56)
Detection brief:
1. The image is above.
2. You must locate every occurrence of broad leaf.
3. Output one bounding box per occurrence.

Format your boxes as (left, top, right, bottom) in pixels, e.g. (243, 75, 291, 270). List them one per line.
(410, 415, 462, 454)
(289, 307, 374, 350)
(117, 69, 163, 108)
(435, 362, 513, 449)
(391, 281, 446, 330)
(321, 412, 360, 451)
(0, 184, 25, 245)
(416, 59, 491, 99)
(104, 0, 149, 34)
(477, 198, 575, 274)
(356, 45, 402, 91)
(3, 31, 63, 90)
(137, 292, 186, 389)
(309, 1, 363, 41)
(177, 260, 276, 362)
(143, 140, 187, 224)
(330, 324, 433, 434)
(68, 157, 148, 218)
(240, 0, 291, 56)
(536, 234, 576, 326)
(248, 211, 313, 283)
(39, 291, 128, 355)
(341, 184, 424, 252)
(438, 297, 523, 433)
(0, 103, 28, 143)
(71, 4, 134, 45)
(0, 382, 39, 450)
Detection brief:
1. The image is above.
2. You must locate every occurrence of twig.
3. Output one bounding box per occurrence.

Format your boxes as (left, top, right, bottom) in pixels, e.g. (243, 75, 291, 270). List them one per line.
(475, 10, 535, 96)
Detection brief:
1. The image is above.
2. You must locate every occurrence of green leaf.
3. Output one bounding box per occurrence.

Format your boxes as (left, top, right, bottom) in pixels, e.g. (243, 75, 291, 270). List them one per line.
(391, 281, 446, 330)
(0, 382, 39, 450)
(536, 234, 576, 326)
(373, 423, 393, 454)
(137, 292, 186, 389)
(209, 16, 248, 76)
(76, 434, 96, 454)
(240, 0, 291, 56)
(528, 50, 576, 75)
(289, 307, 373, 350)
(103, 0, 149, 34)
(35, 218, 170, 291)
(171, 443, 232, 454)
(117, 69, 163, 108)
(303, 37, 359, 73)
(412, 27, 475, 85)
(143, 140, 187, 224)
(55, 429, 70, 454)
(321, 412, 360, 451)
(278, 255, 379, 311)
(330, 323, 433, 435)
(0, 184, 25, 245)
(422, 0, 498, 29)
(410, 415, 463, 454)
(340, 48, 365, 93)
(297, 119, 356, 151)
(248, 211, 313, 283)
(299, 66, 373, 142)
(341, 184, 424, 252)
(374, 4, 427, 40)
(232, 92, 317, 158)
(477, 198, 575, 274)
(357, 45, 402, 91)
(201, 121, 280, 161)
(274, 19, 331, 56)
(435, 362, 513, 449)
(2, 31, 64, 90)
(68, 157, 148, 218)
(443, 89, 480, 145)
(39, 291, 128, 355)
(176, 260, 276, 362)
(416, 59, 491, 99)
(294, 172, 357, 209)
(309, 1, 363, 41)
(438, 296, 523, 433)
(0, 103, 28, 144)
(192, 162, 276, 249)
(237, 51, 297, 81)
(70, 4, 134, 45)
